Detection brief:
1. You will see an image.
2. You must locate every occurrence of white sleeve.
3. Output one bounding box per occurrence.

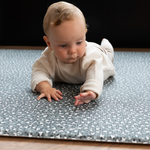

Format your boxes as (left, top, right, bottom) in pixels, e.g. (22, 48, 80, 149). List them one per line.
(31, 49, 53, 92)
(80, 57, 104, 99)
(31, 60, 52, 92)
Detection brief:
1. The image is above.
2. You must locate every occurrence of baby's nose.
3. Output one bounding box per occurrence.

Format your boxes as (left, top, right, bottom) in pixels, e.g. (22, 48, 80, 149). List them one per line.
(69, 49, 77, 58)
(69, 49, 76, 54)
(69, 45, 77, 54)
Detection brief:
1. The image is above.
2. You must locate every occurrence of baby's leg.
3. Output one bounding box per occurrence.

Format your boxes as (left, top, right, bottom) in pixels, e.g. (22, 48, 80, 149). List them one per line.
(101, 38, 114, 63)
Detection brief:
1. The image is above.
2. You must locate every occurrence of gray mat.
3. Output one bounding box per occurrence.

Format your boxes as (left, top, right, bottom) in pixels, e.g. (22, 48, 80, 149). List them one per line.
(0, 49, 150, 144)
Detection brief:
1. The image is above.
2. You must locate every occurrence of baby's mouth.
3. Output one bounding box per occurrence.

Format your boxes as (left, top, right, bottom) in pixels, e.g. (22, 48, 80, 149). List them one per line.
(71, 53, 77, 59)
(66, 54, 78, 64)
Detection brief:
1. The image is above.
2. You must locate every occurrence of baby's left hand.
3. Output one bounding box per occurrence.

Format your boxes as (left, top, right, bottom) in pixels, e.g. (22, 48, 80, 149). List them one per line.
(74, 91, 97, 106)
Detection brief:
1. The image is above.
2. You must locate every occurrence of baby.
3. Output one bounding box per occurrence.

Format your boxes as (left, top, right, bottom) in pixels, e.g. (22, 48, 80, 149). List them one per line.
(31, 1, 115, 105)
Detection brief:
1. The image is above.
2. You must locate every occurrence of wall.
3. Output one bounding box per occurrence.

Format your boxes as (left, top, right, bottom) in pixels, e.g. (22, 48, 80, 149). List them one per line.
(0, 0, 150, 48)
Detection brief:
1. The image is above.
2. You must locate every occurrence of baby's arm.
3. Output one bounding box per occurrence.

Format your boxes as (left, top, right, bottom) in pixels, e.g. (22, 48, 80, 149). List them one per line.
(31, 48, 63, 102)
(74, 91, 97, 106)
(74, 46, 104, 106)
(36, 81, 63, 102)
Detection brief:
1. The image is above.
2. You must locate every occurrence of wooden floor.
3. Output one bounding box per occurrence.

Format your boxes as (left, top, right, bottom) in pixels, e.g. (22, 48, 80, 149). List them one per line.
(0, 46, 150, 150)
(1, 136, 150, 150)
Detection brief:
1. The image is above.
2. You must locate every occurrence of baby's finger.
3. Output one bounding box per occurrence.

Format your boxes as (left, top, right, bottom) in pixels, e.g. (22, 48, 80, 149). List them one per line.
(78, 101, 84, 105)
(80, 93, 89, 97)
(57, 90, 63, 95)
(74, 95, 80, 100)
(74, 99, 80, 106)
(45, 93, 51, 102)
(56, 93, 63, 100)
(84, 99, 91, 104)
(51, 94, 59, 101)
(75, 100, 84, 106)
(37, 93, 45, 100)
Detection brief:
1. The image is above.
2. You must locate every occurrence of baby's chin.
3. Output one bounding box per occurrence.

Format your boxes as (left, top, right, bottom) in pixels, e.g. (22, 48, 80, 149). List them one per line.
(64, 60, 77, 64)
(64, 58, 78, 64)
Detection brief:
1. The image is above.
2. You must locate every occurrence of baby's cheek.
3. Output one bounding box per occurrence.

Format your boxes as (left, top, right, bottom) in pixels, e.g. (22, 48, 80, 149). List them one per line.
(81, 48, 86, 57)
(55, 50, 65, 60)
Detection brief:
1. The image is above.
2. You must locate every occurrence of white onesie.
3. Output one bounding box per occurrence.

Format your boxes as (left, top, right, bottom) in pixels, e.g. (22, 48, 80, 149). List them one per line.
(31, 39, 115, 98)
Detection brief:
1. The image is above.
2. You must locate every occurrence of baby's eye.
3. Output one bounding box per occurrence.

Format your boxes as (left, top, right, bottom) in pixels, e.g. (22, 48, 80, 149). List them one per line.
(60, 45, 67, 48)
(77, 41, 82, 45)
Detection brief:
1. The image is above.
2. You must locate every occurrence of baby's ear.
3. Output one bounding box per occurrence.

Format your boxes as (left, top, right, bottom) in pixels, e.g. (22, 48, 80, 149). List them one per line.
(43, 36, 52, 50)
(85, 29, 87, 34)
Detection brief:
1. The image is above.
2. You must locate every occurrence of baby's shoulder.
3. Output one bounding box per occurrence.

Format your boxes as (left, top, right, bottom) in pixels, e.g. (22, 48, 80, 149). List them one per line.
(39, 47, 56, 65)
(42, 47, 53, 57)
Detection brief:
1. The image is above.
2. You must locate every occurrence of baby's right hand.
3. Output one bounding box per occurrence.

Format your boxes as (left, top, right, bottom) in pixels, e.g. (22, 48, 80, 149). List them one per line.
(36, 82, 63, 102)
(37, 87, 63, 102)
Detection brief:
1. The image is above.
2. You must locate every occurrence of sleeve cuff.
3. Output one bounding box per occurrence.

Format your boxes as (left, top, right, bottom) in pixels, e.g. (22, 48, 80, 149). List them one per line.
(80, 79, 103, 99)
(31, 78, 52, 92)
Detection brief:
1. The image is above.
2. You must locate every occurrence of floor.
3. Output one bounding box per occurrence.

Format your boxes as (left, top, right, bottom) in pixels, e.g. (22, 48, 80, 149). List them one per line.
(0, 46, 150, 150)
(1, 136, 150, 150)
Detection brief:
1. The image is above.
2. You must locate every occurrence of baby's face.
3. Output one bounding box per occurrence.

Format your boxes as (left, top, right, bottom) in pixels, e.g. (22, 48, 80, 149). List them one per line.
(47, 16, 87, 64)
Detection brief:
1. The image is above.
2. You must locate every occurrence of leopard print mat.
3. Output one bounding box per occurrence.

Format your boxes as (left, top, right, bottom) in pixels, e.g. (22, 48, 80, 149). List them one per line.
(0, 49, 150, 144)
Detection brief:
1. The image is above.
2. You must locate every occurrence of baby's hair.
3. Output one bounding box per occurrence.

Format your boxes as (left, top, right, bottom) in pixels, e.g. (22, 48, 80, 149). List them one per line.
(43, 1, 88, 36)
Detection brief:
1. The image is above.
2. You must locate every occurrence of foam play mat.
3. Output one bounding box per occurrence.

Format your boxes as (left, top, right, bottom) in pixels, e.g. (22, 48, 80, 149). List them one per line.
(0, 49, 150, 144)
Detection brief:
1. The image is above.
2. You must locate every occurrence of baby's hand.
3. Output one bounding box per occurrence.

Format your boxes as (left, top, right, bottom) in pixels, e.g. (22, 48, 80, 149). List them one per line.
(37, 86, 63, 102)
(74, 91, 97, 106)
